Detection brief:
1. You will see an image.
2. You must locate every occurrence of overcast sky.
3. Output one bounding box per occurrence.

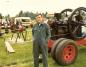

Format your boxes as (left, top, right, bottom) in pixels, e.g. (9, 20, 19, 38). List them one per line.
(0, 0, 86, 17)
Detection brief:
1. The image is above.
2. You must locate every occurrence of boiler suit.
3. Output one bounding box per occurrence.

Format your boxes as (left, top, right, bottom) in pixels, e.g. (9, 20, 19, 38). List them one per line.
(32, 23, 51, 67)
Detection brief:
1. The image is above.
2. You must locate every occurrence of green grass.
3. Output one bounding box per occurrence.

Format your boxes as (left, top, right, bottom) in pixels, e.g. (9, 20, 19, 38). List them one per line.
(0, 29, 86, 67)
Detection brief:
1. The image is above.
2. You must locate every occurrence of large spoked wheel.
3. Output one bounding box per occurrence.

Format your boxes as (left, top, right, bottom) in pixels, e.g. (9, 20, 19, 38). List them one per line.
(60, 9, 73, 18)
(51, 38, 66, 61)
(59, 8, 73, 22)
(68, 7, 86, 39)
(55, 39, 78, 65)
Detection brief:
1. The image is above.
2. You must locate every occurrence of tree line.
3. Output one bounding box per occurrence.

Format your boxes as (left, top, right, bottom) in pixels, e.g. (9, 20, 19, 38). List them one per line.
(0, 11, 48, 20)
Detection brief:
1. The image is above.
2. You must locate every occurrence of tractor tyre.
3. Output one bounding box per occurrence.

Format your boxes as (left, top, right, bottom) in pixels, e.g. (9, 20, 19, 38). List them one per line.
(55, 39, 78, 65)
(51, 38, 66, 61)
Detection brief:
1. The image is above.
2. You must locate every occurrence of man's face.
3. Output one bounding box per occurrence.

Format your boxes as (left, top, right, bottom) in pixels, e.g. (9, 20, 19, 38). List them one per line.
(36, 15, 44, 23)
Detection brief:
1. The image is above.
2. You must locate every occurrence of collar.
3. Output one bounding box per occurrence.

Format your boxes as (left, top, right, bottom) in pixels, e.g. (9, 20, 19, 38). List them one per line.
(37, 23, 44, 26)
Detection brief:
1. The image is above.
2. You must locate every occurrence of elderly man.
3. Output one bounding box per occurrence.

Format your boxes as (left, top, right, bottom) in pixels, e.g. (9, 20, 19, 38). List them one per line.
(32, 14, 51, 67)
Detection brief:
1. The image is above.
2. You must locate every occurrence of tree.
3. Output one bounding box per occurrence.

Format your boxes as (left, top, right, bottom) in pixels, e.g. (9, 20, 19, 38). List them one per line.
(0, 13, 3, 19)
(23, 12, 29, 17)
(18, 10, 24, 17)
(45, 12, 48, 18)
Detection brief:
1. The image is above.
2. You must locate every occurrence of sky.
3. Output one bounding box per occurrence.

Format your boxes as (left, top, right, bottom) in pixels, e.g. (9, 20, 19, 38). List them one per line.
(0, 0, 86, 17)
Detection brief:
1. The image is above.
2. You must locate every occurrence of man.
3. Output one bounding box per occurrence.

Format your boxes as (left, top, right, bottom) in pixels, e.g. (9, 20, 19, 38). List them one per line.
(32, 14, 51, 67)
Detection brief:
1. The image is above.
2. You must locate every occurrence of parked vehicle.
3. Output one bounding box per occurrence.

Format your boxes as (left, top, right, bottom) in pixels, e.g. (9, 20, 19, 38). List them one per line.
(14, 17, 32, 28)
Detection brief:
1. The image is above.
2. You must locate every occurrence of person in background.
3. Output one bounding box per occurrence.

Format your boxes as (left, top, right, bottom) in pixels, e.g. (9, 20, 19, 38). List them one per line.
(10, 18, 16, 33)
(4, 19, 9, 33)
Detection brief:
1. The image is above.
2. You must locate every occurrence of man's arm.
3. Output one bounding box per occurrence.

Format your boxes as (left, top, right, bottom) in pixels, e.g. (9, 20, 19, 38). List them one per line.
(32, 24, 36, 36)
(45, 24, 51, 42)
(32, 25, 35, 41)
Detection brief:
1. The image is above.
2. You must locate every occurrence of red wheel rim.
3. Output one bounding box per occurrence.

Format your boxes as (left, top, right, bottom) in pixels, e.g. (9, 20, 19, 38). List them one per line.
(63, 44, 76, 63)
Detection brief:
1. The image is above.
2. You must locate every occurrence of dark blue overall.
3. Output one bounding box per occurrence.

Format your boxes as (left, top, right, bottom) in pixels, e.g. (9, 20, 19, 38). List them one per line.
(32, 23, 51, 67)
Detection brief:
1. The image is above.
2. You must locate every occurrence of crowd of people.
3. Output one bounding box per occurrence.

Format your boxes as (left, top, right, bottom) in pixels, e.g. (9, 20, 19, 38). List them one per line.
(0, 18, 26, 34)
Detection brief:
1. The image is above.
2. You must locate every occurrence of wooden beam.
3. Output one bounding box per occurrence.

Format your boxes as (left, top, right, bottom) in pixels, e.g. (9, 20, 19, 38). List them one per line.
(5, 41, 15, 53)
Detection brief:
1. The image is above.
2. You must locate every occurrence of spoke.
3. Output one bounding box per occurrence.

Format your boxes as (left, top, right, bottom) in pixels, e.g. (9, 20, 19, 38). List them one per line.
(72, 25, 80, 34)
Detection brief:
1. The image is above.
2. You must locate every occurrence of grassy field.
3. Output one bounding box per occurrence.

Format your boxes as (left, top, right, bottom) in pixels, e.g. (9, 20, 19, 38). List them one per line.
(0, 29, 86, 67)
